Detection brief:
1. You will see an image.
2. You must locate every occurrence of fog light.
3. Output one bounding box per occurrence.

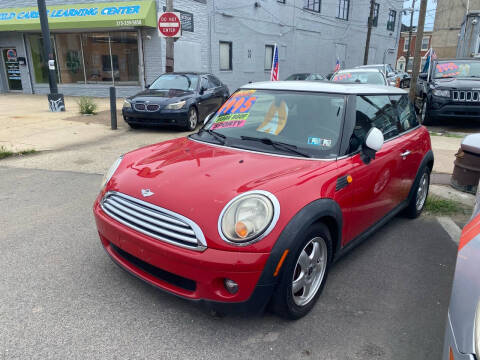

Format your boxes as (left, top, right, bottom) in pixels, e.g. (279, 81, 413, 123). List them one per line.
(224, 279, 238, 294)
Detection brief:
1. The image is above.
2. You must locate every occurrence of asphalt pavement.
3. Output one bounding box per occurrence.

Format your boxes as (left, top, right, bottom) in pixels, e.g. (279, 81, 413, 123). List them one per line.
(0, 166, 457, 360)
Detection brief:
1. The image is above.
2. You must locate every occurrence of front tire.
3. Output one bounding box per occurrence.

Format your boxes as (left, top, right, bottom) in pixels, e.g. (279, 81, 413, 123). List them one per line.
(272, 223, 332, 320)
(405, 167, 430, 218)
(185, 107, 198, 131)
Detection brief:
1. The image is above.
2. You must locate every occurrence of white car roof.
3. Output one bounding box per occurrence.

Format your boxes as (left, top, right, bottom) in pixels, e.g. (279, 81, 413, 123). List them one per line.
(336, 68, 384, 73)
(241, 81, 406, 95)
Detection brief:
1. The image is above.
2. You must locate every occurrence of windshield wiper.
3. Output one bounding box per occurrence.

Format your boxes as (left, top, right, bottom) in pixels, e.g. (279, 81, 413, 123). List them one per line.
(200, 128, 226, 144)
(240, 136, 311, 158)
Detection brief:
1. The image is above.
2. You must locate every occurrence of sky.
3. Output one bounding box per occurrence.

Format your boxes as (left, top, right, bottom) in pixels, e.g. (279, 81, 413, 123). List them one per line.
(402, 0, 437, 31)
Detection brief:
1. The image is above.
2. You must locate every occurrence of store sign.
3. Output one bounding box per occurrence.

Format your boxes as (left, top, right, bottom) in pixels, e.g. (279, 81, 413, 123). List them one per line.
(162, 6, 194, 32)
(0, 0, 157, 31)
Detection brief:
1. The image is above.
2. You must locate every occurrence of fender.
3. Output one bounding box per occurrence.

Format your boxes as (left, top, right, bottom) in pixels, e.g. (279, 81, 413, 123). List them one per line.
(407, 149, 434, 203)
(256, 198, 343, 287)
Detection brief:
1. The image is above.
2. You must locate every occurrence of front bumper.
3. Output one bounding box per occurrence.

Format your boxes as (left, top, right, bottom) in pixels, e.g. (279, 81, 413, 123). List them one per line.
(428, 97, 480, 120)
(122, 107, 189, 127)
(443, 312, 476, 360)
(93, 200, 275, 314)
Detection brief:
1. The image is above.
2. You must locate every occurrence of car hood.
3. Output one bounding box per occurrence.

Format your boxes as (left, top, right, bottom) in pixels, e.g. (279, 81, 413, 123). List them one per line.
(106, 137, 335, 251)
(432, 77, 480, 89)
(129, 89, 194, 104)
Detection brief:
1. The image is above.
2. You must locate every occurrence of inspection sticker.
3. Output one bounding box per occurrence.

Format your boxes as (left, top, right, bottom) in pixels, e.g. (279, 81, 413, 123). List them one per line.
(308, 137, 332, 147)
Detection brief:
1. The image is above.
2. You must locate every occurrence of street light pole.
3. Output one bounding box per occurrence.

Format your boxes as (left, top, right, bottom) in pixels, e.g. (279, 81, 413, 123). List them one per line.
(364, 0, 375, 65)
(165, 0, 174, 73)
(405, 0, 416, 74)
(37, 0, 65, 111)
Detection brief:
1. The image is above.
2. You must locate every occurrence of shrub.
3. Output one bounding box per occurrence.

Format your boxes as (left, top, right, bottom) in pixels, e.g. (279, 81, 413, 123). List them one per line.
(77, 96, 98, 115)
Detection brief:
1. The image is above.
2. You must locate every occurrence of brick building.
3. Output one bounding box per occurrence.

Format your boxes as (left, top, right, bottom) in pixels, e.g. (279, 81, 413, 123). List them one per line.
(396, 30, 432, 73)
(0, 0, 404, 96)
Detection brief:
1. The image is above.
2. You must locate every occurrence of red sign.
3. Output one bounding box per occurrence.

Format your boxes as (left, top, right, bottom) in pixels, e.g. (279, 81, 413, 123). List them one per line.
(158, 12, 181, 37)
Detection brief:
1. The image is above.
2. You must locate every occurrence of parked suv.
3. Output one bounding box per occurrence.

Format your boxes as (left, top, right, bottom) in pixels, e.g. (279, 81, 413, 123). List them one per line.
(94, 81, 433, 319)
(415, 58, 480, 125)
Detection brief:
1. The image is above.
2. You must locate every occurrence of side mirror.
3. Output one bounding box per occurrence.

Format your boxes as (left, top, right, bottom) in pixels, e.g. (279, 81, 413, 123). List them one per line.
(145, 84, 150, 89)
(418, 73, 428, 80)
(362, 127, 384, 164)
(199, 86, 207, 95)
(204, 112, 214, 125)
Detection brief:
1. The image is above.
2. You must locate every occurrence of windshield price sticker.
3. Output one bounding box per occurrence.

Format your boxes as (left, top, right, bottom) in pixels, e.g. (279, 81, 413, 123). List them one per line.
(218, 94, 257, 116)
(436, 63, 459, 73)
(333, 73, 352, 81)
(211, 119, 246, 130)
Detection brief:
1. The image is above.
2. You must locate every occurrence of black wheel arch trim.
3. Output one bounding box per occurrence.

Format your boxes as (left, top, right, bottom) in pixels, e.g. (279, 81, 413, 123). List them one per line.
(407, 149, 434, 203)
(256, 198, 343, 287)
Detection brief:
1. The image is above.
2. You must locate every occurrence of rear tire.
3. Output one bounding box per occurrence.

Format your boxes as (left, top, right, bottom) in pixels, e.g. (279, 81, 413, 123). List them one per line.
(404, 166, 430, 219)
(271, 223, 332, 320)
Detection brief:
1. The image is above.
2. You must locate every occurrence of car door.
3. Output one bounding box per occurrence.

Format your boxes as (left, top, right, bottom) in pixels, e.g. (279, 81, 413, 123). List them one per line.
(197, 76, 215, 120)
(207, 75, 226, 110)
(390, 94, 424, 199)
(339, 95, 407, 243)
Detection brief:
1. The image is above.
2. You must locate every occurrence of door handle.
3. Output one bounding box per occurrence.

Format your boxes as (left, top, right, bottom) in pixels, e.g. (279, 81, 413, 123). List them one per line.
(400, 150, 411, 157)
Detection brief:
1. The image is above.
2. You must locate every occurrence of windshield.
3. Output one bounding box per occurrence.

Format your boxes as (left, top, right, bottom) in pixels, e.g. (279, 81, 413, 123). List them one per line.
(332, 71, 385, 85)
(195, 89, 346, 159)
(359, 65, 384, 72)
(286, 74, 309, 81)
(150, 74, 199, 91)
(433, 61, 480, 79)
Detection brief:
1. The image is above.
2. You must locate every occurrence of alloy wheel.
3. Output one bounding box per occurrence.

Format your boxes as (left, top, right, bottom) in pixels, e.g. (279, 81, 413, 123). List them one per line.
(292, 237, 328, 307)
(416, 172, 429, 211)
(189, 108, 197, 130)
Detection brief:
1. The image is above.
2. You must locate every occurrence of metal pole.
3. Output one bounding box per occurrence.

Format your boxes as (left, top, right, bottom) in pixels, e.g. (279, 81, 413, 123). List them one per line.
(110, 86, 117, 130)
(409, 0, 428, 102)
(37, 0, 65, 111)
(405, 0, 416, 74)
(165, 0, 174, 73)
(364, 0, 375, 65)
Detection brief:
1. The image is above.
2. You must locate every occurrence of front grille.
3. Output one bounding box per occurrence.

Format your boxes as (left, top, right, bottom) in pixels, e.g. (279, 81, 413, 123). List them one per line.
(146, 104, 160, 111)
(452, 90, 480, 102)
(101, 192, 206, 251)
(134, 103, 146, 111)
(110, 243, 197, 291)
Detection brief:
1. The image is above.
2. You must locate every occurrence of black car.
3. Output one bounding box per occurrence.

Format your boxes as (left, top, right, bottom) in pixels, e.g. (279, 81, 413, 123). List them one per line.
(122, 72, 229, 130)
(415, 58, 480, 124)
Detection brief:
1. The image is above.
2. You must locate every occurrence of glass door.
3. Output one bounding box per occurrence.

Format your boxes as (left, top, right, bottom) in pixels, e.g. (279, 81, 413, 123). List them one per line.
(2, 48, 22, 91)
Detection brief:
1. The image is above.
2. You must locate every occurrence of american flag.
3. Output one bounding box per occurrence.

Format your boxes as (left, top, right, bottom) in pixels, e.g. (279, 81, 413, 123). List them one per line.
(270, 44, 279, 81)
(334, 58, 341, 72)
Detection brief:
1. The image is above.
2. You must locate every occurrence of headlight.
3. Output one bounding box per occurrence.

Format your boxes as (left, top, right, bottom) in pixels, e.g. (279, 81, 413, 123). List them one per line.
(166, 100, 186, 110)
(432, 89, 450, 97)
(100, 155, 123, 190)
(123, 99, 132, 109)
(219, 191, 280, 245)
(475, 300, 480, 357)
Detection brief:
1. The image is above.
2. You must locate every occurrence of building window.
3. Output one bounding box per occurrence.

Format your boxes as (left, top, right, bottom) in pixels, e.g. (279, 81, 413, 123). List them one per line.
(277, 0, 286, 3)
(219, 41, 232, 71)
(387, 10, 396, 31)
(304, 0, 321, 13)
(337, 0, 349, 20)
(28, 31, 139, 85)
(372, 3, 379, 27)
(421, 36, 430, 51)
(407, 57, 414, 72)
(396, 57, 406, 71)
(265, 45, 274, 70)
(403, 37, 410, 52)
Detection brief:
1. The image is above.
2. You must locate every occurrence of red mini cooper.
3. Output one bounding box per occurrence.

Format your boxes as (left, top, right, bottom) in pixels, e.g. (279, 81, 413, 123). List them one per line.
(93, 81, 433, 319)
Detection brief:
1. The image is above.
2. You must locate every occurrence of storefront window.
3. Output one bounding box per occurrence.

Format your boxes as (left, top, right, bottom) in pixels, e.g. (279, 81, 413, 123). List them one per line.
(55, 34, 85, 84)
(28, 34, 59, 83)
(109, 32, 139, 85)
(28, 32, 139, 86)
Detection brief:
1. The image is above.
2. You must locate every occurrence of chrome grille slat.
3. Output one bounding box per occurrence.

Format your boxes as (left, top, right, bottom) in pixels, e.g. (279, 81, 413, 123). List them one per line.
(452, 90, 480, 102)
(111, 196, 188, 227)
(101, 192, 206, 251)
(105, 198, 196, 236)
